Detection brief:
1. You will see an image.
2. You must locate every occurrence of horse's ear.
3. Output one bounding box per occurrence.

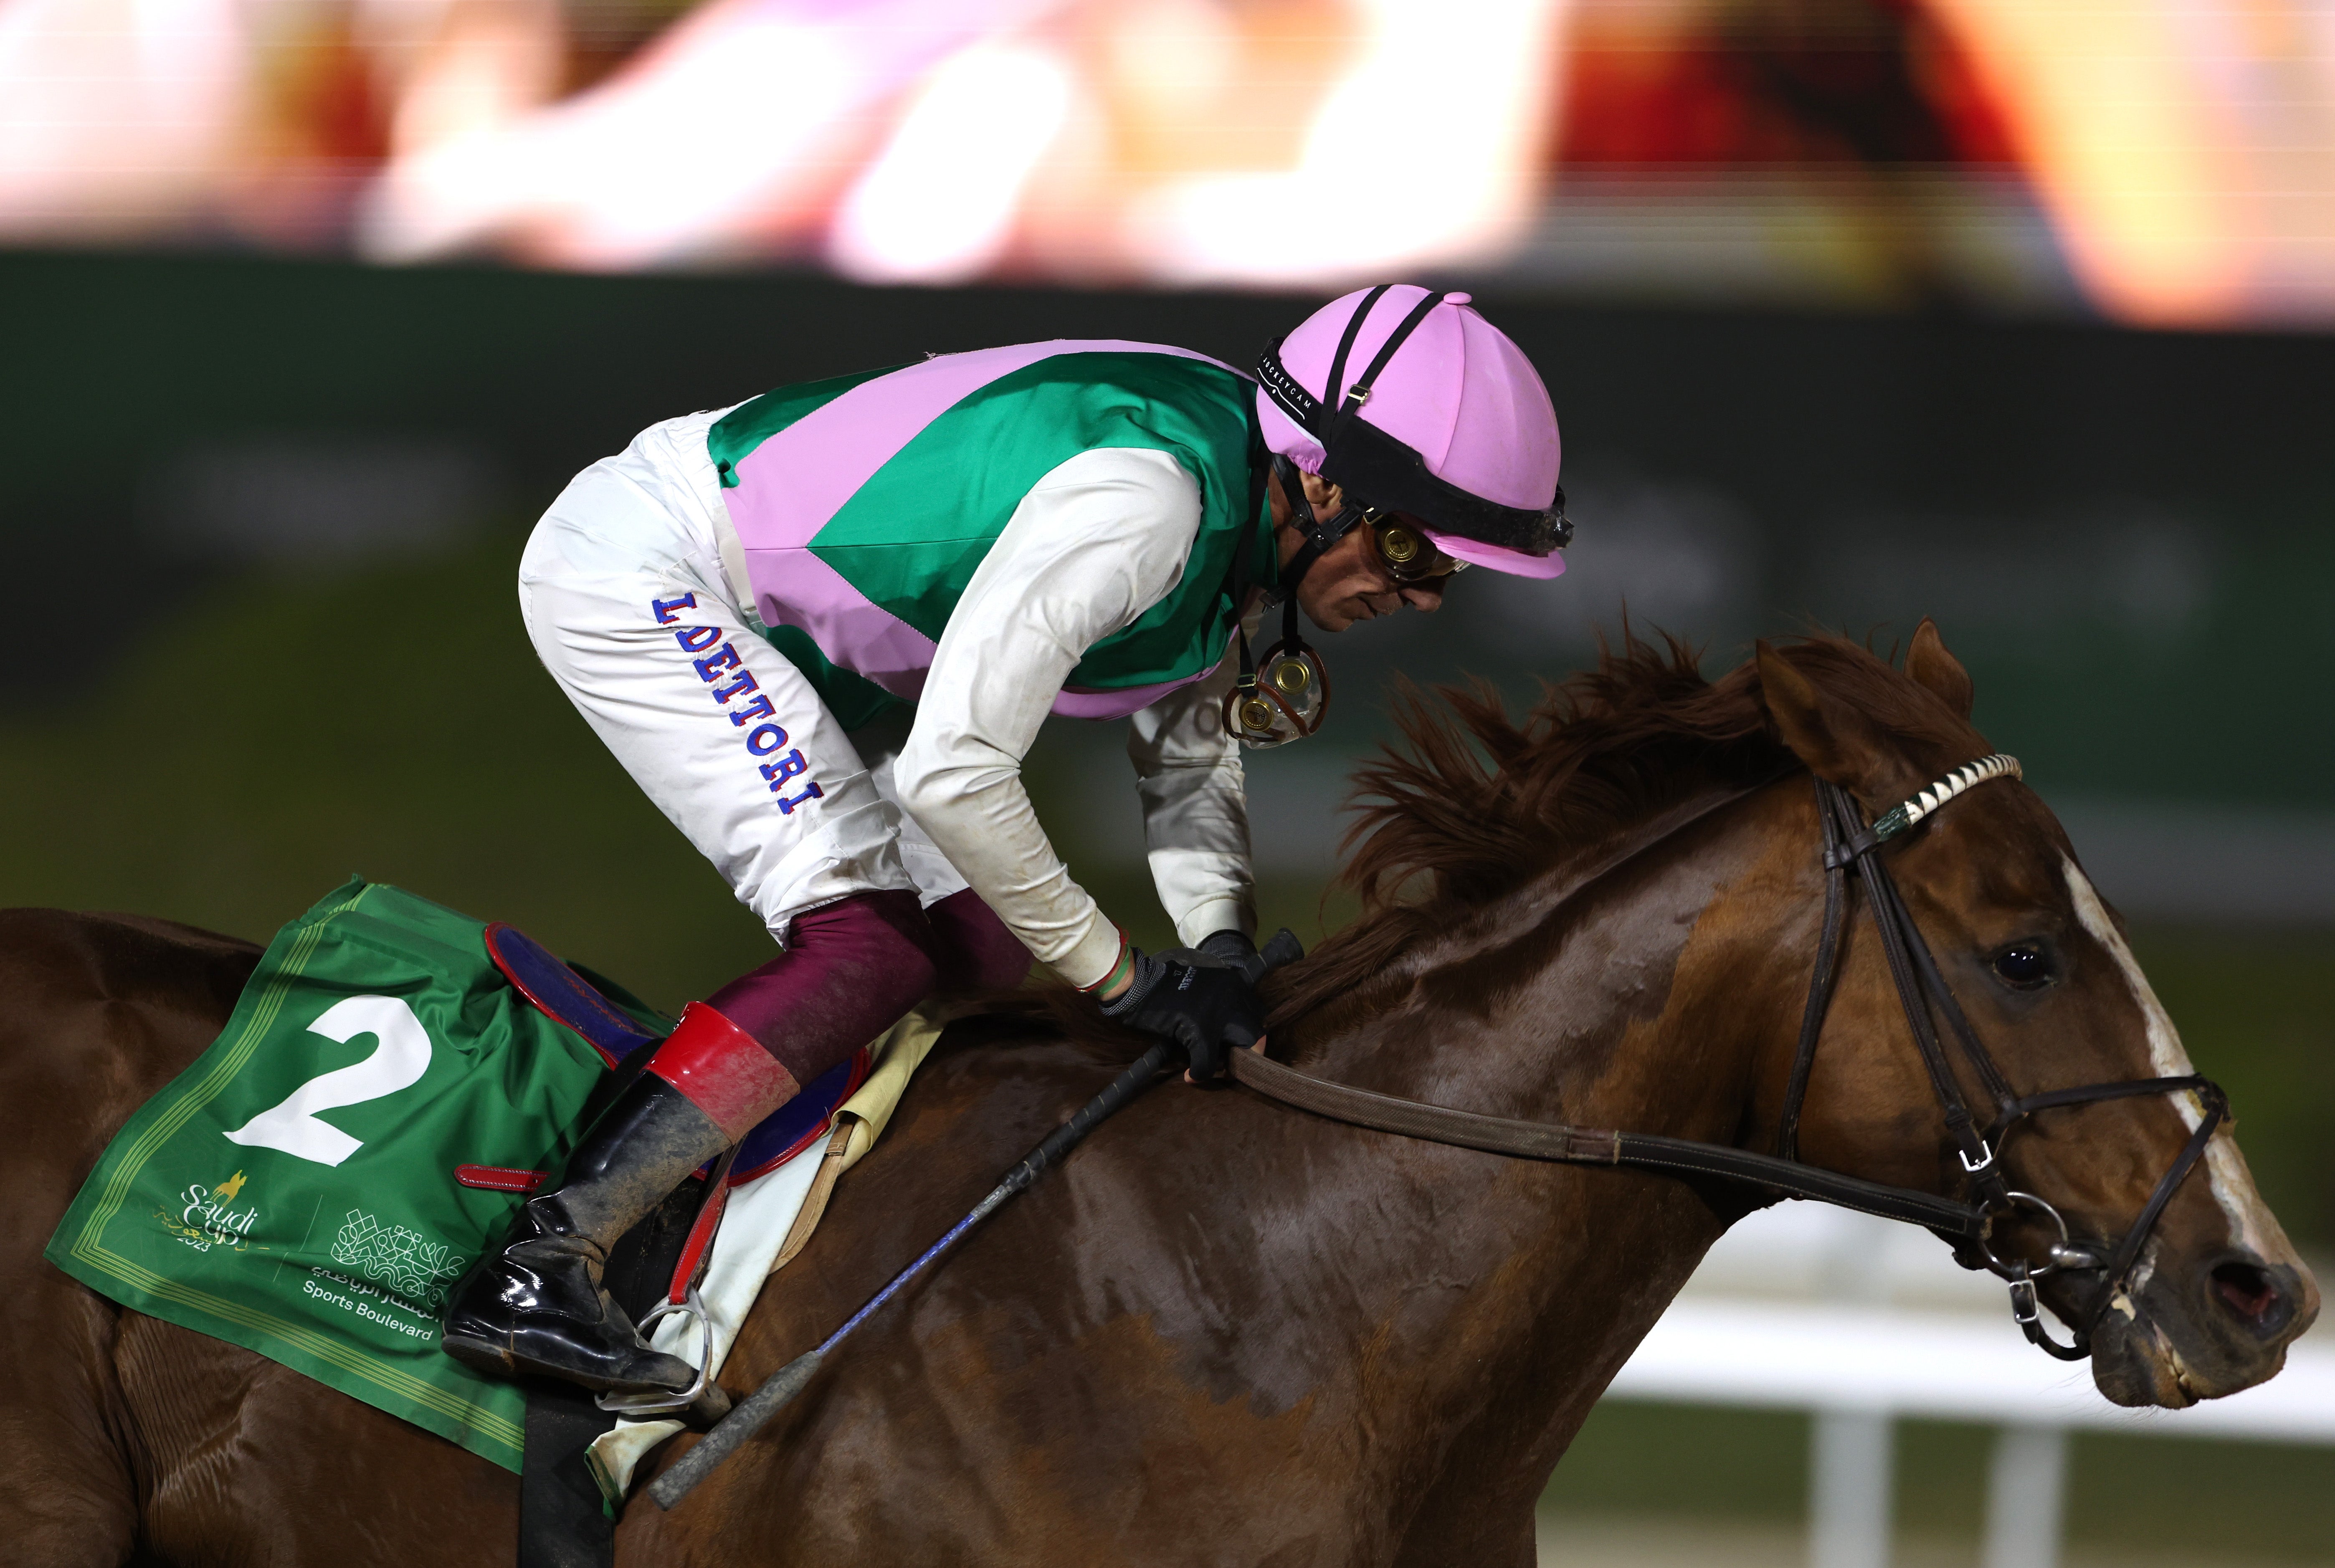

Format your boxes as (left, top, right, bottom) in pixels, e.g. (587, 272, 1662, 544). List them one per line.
(1906, 617, 1974, 719)
(1757, 641, 1897, 792)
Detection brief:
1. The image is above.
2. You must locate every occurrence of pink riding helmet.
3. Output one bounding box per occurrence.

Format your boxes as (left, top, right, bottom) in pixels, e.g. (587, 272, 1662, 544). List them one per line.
(1256, 285, 1568, 579)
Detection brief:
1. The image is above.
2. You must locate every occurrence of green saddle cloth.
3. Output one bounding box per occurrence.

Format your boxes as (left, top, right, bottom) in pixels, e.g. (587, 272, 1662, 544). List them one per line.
(45, 878, 648, 1473)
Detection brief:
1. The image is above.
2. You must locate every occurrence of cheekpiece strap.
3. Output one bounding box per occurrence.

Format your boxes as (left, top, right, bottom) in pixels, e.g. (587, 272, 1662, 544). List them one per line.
(1271, 452, 1360, 595)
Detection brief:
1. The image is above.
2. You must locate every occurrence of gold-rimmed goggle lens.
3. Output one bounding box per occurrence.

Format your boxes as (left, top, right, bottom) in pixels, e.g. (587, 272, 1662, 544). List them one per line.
(1223, 641, 1331, 749)
(1368, 518, 1464, 584)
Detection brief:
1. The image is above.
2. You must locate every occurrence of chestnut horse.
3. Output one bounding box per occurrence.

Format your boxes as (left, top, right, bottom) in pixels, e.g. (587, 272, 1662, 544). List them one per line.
(5, 625, 2315, 1567)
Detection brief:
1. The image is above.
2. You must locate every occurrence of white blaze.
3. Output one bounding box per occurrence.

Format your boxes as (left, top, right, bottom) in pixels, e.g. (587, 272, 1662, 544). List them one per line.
(2061, 857, 2287, 1262)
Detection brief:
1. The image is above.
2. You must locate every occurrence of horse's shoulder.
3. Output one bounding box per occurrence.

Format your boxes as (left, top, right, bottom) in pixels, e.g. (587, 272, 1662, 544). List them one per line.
(0, 909, 258, 1188)
(0, 906, 259, 1015)
(0, 910, 515, 1568)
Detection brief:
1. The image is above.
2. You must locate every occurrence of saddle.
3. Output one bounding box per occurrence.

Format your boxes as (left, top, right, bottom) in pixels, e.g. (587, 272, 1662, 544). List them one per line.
(480, 923, 887, 1568)
(484, 923, 872, 1191)
(51, 880, 928, 1568)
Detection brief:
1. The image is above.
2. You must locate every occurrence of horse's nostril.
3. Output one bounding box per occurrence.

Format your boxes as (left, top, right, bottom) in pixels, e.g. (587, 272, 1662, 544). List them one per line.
(2211, 1260, 2289, 1333)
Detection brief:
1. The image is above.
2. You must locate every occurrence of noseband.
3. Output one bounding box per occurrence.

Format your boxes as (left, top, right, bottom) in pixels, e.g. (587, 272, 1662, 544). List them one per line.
(1230, 759, 2229, 1361)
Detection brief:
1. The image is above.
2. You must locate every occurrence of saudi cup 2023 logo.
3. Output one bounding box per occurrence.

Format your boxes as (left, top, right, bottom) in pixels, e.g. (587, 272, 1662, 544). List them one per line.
(329, 1210, 467, 1313)
(163, 1169, 263, 1254)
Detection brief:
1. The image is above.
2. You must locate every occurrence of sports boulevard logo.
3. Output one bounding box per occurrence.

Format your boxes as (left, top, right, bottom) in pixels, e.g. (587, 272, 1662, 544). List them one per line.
(329, 1209, 467, 1313)
(300, 1209, 468, 1342)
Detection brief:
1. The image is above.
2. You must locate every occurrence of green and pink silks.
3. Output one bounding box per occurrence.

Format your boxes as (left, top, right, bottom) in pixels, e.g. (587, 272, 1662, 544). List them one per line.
(708, 342, 1279, 726)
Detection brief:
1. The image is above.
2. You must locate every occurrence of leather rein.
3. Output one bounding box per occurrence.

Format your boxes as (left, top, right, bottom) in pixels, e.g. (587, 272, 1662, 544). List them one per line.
(1228, 759, 2227, 1361)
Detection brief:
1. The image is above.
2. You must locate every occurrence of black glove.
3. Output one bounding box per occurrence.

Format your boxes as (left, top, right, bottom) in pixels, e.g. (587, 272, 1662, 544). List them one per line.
(1196, 927, 1306, 987)
(1100, 928, 1304, 1081)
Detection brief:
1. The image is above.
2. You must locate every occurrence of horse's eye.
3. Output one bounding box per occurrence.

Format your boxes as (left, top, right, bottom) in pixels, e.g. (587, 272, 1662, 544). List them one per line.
(1992, 943, 2056, 989)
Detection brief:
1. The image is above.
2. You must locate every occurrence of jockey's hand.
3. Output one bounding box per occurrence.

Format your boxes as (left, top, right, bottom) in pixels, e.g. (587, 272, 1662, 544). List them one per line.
(1100, 946, 1259, 1080)
(1196, 927, 1306, 987)
(1100, 928, 1305, 1082)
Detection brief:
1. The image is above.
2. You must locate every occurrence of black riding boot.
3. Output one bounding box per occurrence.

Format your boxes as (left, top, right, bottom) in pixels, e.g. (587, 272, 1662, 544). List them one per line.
(441, 1070, 729, 1393)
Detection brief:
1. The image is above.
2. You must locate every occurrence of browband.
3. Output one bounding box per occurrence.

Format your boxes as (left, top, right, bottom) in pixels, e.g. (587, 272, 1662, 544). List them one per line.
(1824, 754, 2024, 869)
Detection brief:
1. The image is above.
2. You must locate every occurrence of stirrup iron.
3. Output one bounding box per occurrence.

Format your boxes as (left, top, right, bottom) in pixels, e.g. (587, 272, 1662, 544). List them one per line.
(596, 1285, 714, 1416)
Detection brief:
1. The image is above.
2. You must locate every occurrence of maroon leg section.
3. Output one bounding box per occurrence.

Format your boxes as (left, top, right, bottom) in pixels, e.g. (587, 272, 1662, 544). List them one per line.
(924, 888, 1034, 993)
(707, 890, 940, 1089)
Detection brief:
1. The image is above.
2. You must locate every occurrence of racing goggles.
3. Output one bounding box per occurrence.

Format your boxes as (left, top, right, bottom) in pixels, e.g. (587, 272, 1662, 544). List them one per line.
(1366, 515, 1466, 585)
(1217, 518, 1460, 749)
(1223, 622, 1328, 750)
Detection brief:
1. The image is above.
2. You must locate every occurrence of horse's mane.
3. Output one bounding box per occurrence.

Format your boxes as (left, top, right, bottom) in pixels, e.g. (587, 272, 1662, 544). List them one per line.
(1262, 630, 1972, 1024)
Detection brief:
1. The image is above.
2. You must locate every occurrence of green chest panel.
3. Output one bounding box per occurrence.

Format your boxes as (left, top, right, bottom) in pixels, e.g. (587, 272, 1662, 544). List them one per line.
(806, 353, 1273, 693)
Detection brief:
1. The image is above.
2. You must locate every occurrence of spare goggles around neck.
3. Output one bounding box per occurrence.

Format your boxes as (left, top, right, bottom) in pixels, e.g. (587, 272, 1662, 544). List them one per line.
(1222, 455, 1329, 751)
(1223, 610, 1327, 751)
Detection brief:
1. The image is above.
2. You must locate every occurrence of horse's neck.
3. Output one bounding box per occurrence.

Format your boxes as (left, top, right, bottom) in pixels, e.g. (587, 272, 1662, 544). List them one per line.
(1267, 794, 1811, 1517)
(1298, 792, 1800, 1120)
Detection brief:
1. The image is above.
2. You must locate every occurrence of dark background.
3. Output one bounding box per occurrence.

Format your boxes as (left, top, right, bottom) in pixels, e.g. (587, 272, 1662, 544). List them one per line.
(13, 246, 2334, 812)
(5, 248, 2330, 1557)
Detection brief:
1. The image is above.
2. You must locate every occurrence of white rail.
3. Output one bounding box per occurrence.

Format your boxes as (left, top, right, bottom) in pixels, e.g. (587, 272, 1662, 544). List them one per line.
(1597, 1205, 2333, 1568)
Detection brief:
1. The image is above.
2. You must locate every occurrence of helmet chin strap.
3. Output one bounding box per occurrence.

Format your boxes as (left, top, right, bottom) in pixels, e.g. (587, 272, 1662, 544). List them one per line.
(1269, 450, 1360, 673)
(1271, 453, 1365, 597)
(1223, 456, 1337, 749)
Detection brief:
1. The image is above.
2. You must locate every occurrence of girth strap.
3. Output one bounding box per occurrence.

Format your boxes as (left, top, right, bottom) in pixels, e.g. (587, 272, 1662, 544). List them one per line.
(1226, 1049, 1983, 1236)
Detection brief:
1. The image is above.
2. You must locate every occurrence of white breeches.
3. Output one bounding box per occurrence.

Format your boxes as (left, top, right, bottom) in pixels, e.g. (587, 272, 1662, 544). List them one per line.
(516, 410, 967, 944)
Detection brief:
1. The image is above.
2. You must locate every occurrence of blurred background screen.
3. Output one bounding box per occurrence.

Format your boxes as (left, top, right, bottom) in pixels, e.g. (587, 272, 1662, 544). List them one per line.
(5, 0, 2335, 324)
(4, 2, 2333, 1565)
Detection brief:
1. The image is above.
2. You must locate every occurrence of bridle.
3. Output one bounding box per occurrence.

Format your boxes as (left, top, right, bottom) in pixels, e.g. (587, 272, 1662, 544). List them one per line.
(1229, 759, 2229, 1361)
(1785, 759, 2226, 1357)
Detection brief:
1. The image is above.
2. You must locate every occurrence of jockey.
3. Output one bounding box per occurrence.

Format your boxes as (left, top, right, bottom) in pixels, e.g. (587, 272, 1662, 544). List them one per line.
(441, 284, 1569, 1396)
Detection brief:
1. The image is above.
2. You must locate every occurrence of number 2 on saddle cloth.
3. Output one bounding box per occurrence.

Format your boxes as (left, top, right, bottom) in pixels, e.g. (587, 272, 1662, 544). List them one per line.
(474, 923, 870, 1333)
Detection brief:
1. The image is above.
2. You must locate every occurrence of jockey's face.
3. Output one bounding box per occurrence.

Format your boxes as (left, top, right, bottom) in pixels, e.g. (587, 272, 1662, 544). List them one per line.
(1274, 469, 1446, 633)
